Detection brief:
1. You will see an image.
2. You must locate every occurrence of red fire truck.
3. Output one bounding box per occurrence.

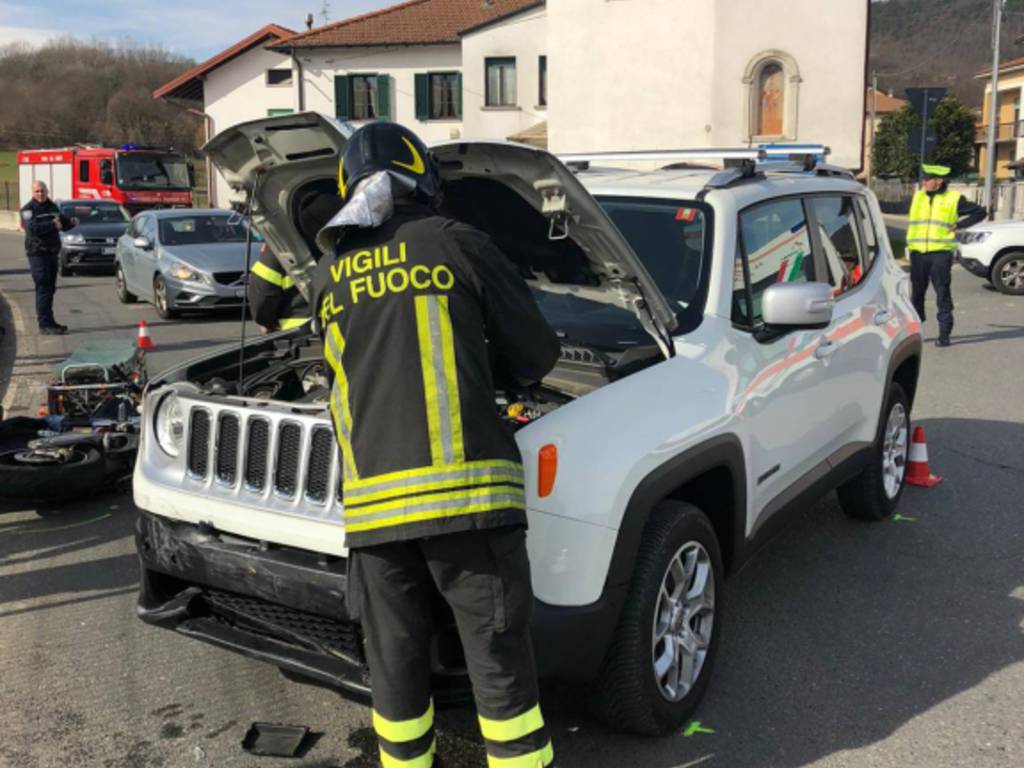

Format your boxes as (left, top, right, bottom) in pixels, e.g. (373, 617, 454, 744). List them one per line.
(17, 145, 194, 213)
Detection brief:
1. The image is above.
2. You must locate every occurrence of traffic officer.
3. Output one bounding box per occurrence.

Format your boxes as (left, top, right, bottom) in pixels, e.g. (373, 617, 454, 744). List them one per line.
(20, 180, 77, 335)
(312, 122, 560, 768)
(248, 244, 309, 334)
(906, 164, 985, 347)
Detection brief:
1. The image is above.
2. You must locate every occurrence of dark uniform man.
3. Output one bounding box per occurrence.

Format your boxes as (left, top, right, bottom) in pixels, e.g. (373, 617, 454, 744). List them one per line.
(906, 164, 985, 347)
(20, 180, 77, 334)
(312, 122, 560, 768)
(248, 245, 310, 333)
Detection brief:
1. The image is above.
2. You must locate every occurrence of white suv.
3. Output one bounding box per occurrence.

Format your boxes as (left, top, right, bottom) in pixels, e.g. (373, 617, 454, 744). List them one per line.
(133, 114, 922, 735)
(956, 220, 1024, 295)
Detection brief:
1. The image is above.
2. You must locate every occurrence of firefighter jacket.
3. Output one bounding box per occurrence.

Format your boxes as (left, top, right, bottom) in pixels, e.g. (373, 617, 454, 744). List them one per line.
(312, 203, 560, 548)
(21, 199, 73, 258)
(248, 246, 310, 330)
(907, 187, 985, 254)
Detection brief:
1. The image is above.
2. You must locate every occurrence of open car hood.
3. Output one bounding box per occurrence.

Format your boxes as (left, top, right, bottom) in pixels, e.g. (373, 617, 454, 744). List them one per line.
(204, 113, 677, 352)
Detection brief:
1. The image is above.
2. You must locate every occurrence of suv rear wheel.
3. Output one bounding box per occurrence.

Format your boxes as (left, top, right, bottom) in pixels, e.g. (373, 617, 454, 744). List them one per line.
(591, 501, 723, 735)
(837, 382, 909, 520)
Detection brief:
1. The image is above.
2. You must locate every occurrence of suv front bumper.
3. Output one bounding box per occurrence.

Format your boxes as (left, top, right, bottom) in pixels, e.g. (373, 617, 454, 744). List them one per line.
(136, 512, 623, 696)
(955, 253, 990, 278)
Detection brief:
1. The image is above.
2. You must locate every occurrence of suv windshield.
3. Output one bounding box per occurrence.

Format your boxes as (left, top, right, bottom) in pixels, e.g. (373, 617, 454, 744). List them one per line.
(60, 202, 129, 223)
(116, 153, 190, 190)
(537, 197, 709, 349)
(158, 215, 250, 246)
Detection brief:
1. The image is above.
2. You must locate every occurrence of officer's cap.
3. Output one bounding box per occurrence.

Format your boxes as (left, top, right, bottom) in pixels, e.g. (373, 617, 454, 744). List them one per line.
(921, 164, 951, 179)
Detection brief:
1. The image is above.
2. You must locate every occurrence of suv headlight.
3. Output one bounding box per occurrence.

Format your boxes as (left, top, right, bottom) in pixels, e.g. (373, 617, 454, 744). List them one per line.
(153, 392, 186, 457)
(61, 233, 84, 244)
(164, 257, 202, 282)
(956, 230, 991, 244)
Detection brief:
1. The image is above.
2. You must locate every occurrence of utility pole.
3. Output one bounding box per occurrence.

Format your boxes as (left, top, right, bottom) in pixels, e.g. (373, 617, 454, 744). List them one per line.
(984, 0, 1004, 220)
(869, 71, 878, 184)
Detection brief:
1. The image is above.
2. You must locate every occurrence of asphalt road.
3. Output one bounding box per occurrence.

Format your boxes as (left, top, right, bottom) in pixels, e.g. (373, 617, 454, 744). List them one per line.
(1, 230, 1022, 768)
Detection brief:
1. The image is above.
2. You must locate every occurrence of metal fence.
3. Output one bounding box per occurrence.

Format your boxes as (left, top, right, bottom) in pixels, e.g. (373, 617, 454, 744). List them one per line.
(872, 177, 1024, 220)
(1, 180, 18, 210)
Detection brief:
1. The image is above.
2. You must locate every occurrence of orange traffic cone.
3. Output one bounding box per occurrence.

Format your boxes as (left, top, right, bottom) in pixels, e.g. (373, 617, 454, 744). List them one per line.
(905, 426, 942, 487)
(137, 320, 155, 351)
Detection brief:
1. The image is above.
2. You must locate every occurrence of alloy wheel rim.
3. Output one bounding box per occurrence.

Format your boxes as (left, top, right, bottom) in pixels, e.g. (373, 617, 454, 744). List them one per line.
(155, 280, 167, 312)
(652, 541, 715, 702)
(999, 258, 1024, 290)
(881, 402, 908, 499)
(117, 269, 126, 297)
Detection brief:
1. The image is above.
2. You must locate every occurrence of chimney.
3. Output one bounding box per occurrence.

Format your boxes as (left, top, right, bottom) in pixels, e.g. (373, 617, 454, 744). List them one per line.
(305, 13, 314, 30)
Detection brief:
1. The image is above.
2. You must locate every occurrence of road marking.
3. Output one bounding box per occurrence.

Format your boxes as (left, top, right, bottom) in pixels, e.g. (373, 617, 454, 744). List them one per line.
(7, 512, 112, 533)
(683, 721, 716, 736)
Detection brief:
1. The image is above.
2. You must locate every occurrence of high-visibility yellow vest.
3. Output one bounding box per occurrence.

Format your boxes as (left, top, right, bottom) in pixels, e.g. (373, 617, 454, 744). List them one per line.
(906, 188, 960, 253)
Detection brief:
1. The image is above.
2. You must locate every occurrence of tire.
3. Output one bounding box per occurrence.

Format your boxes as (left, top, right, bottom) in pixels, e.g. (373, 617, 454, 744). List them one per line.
(0, 447, 105, 500)
(153, 274, 177, 319)
(591, 501, 723, 735)
(837, 382, 910, 521)
(116, 266, 137, 303)
(990, 251, 1024, 295)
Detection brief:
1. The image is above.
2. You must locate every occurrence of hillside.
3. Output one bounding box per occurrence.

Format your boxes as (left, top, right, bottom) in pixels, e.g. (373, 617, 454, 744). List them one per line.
(871, 0, 1024, 107)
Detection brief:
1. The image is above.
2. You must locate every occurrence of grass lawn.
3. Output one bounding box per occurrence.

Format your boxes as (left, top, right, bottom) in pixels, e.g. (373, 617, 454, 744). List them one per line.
(0, 150, 19, 209)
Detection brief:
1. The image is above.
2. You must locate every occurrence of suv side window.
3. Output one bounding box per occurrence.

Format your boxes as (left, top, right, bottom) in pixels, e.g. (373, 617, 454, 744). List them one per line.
(808, 196, 867, 296)
(733, 197, 815, 327)
(854, 196, 880, 274)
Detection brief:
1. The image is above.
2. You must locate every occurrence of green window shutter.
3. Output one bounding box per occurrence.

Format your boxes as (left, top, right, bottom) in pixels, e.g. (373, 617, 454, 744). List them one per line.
(334, 75, 350, 120)
(454, 72, 462, 119)
(376, 74, 391, 119)
(415, 73, 430, 120)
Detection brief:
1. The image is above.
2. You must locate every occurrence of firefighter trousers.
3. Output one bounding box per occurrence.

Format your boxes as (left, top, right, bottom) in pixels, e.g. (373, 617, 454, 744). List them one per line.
(347, 525, 554, 768)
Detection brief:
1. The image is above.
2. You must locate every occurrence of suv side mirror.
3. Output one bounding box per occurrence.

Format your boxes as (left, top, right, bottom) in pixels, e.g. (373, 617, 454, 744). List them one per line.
(761, 282, 834, 329)
(133, 236, 153, 250)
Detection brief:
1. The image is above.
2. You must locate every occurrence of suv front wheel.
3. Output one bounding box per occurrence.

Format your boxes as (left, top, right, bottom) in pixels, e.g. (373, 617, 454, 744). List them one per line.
(837, 382, 910, 520)
(592, 501, 723, 735)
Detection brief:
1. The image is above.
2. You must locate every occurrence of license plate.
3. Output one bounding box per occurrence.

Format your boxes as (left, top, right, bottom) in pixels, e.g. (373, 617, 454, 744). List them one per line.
(102, 247, 115, 255)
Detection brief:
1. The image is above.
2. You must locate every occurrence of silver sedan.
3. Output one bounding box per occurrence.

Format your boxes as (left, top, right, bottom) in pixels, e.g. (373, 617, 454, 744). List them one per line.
(114, 209, 262, 319)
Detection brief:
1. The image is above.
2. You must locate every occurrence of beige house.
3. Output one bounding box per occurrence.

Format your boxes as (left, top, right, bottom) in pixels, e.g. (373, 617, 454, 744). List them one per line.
(155, 0, 870, 205)
(863, 86, 907, 178)
(976, 58, 1024, 180)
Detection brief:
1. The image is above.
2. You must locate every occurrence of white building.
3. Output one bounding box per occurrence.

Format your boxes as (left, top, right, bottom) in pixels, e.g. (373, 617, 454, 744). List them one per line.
(155, 0, 869, 206)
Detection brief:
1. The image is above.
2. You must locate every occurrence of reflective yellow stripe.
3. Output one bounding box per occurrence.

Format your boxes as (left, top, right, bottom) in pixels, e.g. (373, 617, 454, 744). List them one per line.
(345, 471, 524, 506)
(373, 701, 434, 743)
(486, 741, 554, 768)
(345, 497, 524, 533)
(415, 296, 444, 465)
(279, 317, 310, 330)
(379, 739, 436, 768)
(345, 459, 523, 491)
(325, 323, 358, 481)
(479, 705, 545, 743)
(436, 295, 465, 463)
(346, 484, 524, 518)
(252, 260, 295, 289)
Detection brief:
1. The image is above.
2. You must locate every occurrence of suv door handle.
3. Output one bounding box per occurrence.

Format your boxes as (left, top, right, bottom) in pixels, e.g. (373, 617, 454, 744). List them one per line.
(814, 340, 838, 360)
(873, 309, 893, 325)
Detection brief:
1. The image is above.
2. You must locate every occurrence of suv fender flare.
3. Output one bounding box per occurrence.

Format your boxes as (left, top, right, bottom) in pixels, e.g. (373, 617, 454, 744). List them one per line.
(604, 433, 747, 594)
(882, 334, 922, 413)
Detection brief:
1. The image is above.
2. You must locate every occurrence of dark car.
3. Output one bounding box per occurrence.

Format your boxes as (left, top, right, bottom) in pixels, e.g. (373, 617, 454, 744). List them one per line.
(58, 200, 131, 276)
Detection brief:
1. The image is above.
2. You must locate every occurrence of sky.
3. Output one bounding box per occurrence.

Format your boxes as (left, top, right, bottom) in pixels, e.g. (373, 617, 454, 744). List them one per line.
(0, 0, 394, 60)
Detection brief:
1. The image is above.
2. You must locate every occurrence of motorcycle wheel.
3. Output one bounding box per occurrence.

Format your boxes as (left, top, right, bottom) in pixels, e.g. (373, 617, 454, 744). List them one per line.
(0, 447, 105, 500)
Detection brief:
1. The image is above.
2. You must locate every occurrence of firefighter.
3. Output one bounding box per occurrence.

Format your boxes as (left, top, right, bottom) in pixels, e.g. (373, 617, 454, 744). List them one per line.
(248, 244, 309, 333)
(312, 122, 560, 768)
(906, 164, 985, 347)
(20, 181, 77, 335)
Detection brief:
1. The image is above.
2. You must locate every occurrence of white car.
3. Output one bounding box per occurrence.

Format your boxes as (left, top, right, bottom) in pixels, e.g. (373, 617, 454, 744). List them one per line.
(956, 220, 1024, 295)
(132, 114, 922, 735)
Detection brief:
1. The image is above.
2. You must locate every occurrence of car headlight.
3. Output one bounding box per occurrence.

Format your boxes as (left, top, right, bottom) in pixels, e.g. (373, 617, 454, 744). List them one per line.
(956, 230, 991, 244)
(61, 233, 84, 244)
(165, 258, 201, 281)
(153, 391, 186, 457)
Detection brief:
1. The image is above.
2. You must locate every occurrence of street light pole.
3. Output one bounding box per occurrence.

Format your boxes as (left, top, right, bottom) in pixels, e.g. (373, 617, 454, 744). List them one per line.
(984, 0, 1004, 219)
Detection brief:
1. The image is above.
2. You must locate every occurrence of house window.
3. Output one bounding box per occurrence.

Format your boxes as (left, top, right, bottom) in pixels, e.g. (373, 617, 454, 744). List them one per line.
(266, 68, 293, 87)
(334, 74, 391, 121)
(431, 73, 459, 118)
(485, 57, 516, 107)
(538, 55, 547, 107)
